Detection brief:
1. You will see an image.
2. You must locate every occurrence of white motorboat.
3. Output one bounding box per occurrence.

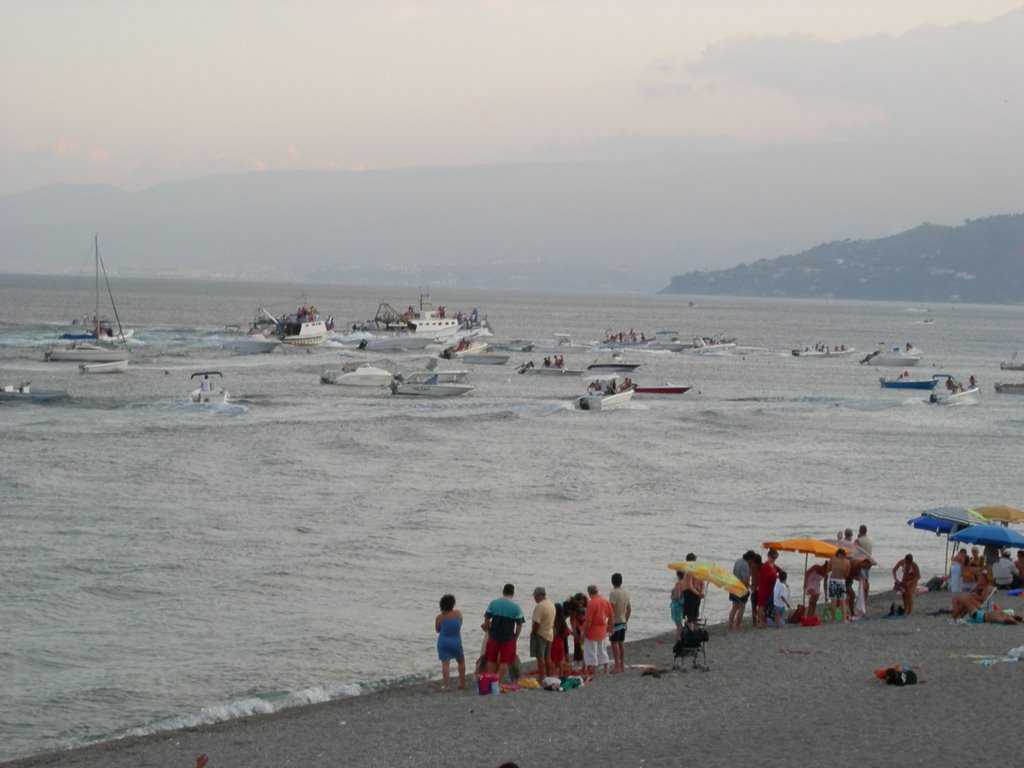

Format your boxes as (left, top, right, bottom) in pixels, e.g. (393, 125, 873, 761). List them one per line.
(321, 363, 394, 387)
(440, 339, 488, 359)
(47, 342, 130, 363)
(189, 371, 228, 403)
(390, 371, 474, 397)
(1, 382, 70, 403)
(223, 313, 282, 354)
(679, 337, 737, 355)
(587, 357, 640, 372)
(927, 375, 979, 405)
(531, 333, 591, 353)
(46, 236, 131, 363)
(860, 344, 923, 366)
(358, 334, 438, 352)
(79, 359, 129, 374)
(576, 374, 636, 411)
(791, 344, 855, 357)
(460, 352, 510, 366)
(994, 382, 1024, 395)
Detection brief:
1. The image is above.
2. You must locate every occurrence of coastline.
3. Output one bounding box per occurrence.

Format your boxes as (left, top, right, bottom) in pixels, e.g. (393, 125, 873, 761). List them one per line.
(5, 588, 1023, 768)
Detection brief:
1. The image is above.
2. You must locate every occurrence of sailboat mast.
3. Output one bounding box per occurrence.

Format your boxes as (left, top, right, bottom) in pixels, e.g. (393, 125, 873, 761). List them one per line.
(94, 234, 100, 339)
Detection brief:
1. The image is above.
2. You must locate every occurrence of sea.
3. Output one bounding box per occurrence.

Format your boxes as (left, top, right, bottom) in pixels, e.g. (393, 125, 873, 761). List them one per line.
(1, 273, 1021, 761)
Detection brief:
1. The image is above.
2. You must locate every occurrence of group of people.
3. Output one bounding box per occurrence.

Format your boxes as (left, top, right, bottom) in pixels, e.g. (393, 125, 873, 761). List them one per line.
(542, 355, 565, 368)
(434, 575, 632, 692)
(723, 526, 876, 630)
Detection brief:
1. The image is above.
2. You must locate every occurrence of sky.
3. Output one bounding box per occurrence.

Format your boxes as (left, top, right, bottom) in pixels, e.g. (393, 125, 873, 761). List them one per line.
(2, 0, 1022, 198)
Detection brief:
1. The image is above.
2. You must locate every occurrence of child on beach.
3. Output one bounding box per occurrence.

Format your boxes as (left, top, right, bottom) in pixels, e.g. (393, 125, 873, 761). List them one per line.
(550, 602, 571, 675)
(772, 571, 791, 629)
(435, 594, 466, 692)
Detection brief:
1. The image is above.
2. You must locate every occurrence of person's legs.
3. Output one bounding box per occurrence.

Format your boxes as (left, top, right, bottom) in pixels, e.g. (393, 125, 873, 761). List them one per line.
(441, 659, 451, 691)
(456, 657, 466, 689)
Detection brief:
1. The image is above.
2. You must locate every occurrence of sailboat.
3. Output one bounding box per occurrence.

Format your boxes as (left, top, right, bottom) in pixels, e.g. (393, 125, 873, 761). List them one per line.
(46, 236, 131, 363)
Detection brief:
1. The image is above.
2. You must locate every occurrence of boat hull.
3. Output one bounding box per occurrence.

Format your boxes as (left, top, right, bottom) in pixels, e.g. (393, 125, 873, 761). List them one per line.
(79, 360, 129, 374)
(391, 383, 474, 397)
(223, 337, 281, 354)
(46, 344, 130, 362)
(633, 385, 691, 395)
(994, 382, 1024, 394)
(879, 378, 936, 390)
(577, 389, 634, 411)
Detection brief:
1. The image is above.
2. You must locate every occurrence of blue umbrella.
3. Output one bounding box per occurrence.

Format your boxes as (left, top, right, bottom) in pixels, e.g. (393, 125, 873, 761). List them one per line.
(907, 515, 956, 535)
(950, 525, 1024, 549)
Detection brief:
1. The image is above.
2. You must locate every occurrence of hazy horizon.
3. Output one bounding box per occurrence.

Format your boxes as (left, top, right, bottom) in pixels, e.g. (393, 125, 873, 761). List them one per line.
(2, 2, 1023, 288)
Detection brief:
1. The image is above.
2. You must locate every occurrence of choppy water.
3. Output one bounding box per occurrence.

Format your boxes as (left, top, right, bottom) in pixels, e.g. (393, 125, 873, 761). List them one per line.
(1, 273, 1021, 761)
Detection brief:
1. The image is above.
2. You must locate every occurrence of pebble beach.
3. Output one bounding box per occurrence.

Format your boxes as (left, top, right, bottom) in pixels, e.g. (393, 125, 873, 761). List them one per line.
(6, 588, 1022, 768)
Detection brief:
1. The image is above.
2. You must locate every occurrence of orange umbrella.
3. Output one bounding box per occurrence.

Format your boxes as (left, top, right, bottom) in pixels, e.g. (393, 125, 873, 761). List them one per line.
(973, 505, 1024, 524)
(762, 539, 838, 557)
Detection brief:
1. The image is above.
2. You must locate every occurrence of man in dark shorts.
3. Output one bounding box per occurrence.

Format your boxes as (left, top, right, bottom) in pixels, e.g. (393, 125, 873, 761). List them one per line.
(608, 572, 631, 673)
(483, 583, 525, 682)
(728, 551, 754, 630)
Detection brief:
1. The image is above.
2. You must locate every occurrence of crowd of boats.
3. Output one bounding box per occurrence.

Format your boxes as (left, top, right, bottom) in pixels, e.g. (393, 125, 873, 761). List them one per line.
(5, 240, 1023, 407)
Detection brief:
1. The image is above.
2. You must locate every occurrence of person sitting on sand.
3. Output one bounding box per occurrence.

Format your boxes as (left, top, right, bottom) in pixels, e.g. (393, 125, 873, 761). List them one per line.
(982, 610, 1024, 625)
(951, 574, 996, 620)
(892, 553, 921, 616)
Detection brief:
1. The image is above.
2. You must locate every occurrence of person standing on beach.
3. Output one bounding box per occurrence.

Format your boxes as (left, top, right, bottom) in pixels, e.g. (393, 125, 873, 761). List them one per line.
(529, 586, 555, 680)
(827, 549, 851, 622)
(728, 551, 754, 630)
(748, 553, 763, 628)
(758, 549, 780, 628)
(482, 583, 525, 682)
(608, 573, 631, 673)
(855, 525, 873, 556)
(580, 584, 613, 674)
(892, 553, 921, 616)
(435, 594, 466, 692)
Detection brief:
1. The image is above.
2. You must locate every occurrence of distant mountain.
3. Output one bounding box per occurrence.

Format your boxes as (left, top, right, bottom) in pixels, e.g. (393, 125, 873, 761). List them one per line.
(662, 214, 1024, 304)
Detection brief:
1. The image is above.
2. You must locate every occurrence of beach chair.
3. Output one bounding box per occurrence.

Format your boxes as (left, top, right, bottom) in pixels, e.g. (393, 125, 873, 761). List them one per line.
(672, 619, 709, 672)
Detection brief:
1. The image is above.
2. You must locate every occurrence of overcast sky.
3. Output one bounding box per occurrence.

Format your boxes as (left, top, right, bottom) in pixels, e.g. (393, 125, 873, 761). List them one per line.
(2, 0, 1021, 198)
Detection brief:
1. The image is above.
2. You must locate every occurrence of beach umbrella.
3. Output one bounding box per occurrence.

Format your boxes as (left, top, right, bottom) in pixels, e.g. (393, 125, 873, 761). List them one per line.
(907, 514, 975, 574)
(972, 505, 1024, 525)
(950, 525, 1024, 549)
(920, 506, 989, 529)
(666, 560, 748, 597)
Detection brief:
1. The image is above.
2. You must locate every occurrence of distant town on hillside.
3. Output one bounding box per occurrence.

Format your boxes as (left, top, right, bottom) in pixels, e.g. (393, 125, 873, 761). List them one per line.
(663, 214, 1024, 304)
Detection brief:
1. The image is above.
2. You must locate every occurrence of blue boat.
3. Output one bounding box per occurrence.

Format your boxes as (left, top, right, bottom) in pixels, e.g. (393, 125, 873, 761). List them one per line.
(879, 376, 937, 390)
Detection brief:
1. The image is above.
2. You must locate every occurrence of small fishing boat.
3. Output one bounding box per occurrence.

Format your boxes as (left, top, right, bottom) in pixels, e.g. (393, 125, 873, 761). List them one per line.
(993, 382, 1024, 395)
(440, 339, 488, 359)
(1000, 353, 1024, 371)
(320, 363, 394, 387)
(791, 344, 855, 357)
(879, 376, 937, 390)
(632, 383, 691, 396)
(1, 382, 69, 403)
(460, 352, 510, 366)
(517, 361, 584, 375)
(587, 361, 640, 373)
(927, 375, 979, 405)
(576, 374, 635, 411)
(189, 371, 228, 404)
(390, 372, 474, 397)
(79, 359, 129, 374)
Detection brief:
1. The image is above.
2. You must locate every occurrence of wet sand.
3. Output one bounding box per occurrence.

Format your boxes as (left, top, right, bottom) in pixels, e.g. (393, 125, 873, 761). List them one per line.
(5, 589, 1023, 768)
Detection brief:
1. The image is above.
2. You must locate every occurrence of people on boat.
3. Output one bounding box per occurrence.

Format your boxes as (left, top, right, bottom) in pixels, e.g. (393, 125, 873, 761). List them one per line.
(200, 375, 212, 393)
(968, 375, 977, 388)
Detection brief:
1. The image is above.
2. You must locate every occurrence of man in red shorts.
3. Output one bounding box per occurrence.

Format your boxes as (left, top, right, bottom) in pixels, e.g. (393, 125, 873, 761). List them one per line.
(482, 583, 525, 682)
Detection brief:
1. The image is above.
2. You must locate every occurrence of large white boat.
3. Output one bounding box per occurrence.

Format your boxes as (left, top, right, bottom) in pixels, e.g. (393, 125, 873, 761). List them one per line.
(1000, 353, 1024, 371)
(46, 236, 131, 363)
(61, 317, 134, 344)
(993, 381, 1024, 395)
(372, 292, 462, 337)
(860, 344, 924, 367)
(390, 371, 474, 397)
(189, 371, 228, 404)
(320, 363, 394, 387)
(576, 374, 635, 411)
(277, 306, 331, 347)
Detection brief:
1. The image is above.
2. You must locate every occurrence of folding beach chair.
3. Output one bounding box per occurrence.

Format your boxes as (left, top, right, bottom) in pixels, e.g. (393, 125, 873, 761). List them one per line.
(672, 619, 709, 671)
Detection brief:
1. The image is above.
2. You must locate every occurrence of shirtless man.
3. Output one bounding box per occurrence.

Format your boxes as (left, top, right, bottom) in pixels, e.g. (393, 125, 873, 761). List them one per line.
(827, 549, 851, 623)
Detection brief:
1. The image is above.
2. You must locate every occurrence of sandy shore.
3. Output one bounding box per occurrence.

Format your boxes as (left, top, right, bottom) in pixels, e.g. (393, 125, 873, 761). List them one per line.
(6, 589, 1023, 768)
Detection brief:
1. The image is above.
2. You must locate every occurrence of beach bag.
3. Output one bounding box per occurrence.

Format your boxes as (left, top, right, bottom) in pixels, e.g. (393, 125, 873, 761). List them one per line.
(800, 616, 821, 627)
(885, 668, 918, 686)
(477, 673, 499, 695)
(789, 605, 805, 623)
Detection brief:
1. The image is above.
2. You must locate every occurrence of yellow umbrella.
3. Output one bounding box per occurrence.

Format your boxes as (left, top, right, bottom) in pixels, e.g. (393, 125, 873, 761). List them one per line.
(667, 560, 748, 597)
(973, 505, 1024, 524)
(762, 538, 838, 557)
